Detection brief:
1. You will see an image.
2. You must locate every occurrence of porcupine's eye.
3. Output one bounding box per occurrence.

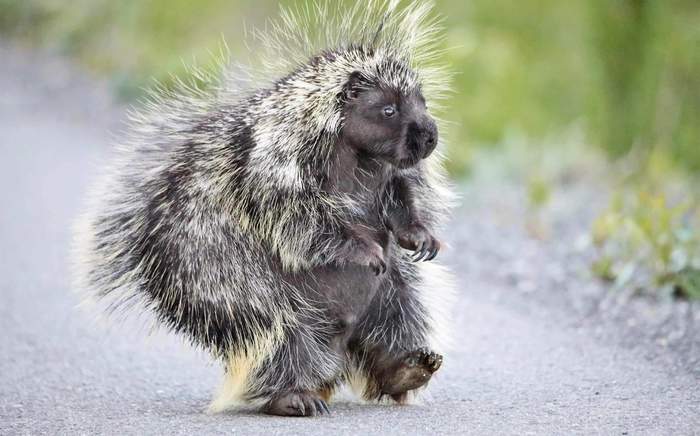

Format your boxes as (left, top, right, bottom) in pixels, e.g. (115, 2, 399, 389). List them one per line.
(382, 105, 397, 118)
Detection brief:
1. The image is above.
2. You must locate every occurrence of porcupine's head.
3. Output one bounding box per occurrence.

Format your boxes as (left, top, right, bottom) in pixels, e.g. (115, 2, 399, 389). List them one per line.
(339, 61, 438, 169)
(240, 0, 450, 176)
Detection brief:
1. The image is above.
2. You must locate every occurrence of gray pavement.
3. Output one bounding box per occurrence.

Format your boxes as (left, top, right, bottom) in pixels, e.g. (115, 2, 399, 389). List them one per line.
(1, 43, 698, 435)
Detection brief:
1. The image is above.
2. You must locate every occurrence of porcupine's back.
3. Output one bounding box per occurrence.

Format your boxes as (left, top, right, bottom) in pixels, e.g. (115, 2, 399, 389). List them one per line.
(72, 0, 454, 356)
(72, 74, 296, 354)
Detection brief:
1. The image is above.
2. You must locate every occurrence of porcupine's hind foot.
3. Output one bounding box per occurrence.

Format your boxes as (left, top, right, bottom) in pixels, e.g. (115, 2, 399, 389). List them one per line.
(263, 391, 330, 417)
(381, 348, 443, 402)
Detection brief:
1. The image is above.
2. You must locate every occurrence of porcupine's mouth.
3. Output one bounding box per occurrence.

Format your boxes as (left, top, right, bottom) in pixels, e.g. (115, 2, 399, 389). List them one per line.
(394, 140, 436, 169)
(396, 147, 435, 168)
(395, 156, 421, 169)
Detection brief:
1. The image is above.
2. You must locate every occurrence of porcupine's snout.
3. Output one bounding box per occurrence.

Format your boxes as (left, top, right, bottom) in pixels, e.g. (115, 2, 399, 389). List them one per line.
(420, 117, 438, 158)
(405, 117, 438, 164)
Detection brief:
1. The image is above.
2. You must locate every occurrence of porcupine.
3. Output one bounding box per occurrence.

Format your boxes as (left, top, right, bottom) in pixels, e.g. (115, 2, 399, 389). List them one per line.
(72, 0, 456, 416)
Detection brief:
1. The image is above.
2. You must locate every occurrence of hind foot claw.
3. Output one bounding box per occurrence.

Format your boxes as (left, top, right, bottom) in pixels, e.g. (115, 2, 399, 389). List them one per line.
(263, 391, 330, 417)
(381, 348, 443, 396)
(407, 347, 443, 373)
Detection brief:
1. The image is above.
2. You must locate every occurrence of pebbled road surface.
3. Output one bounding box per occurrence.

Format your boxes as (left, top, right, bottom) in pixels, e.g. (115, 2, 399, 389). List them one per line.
(1, 43, 698, 435)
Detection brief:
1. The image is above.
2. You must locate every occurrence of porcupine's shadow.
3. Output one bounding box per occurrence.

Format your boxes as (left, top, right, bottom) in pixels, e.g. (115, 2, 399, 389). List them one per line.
(218, 398, 429, 420)
(225, 405, 413, 421)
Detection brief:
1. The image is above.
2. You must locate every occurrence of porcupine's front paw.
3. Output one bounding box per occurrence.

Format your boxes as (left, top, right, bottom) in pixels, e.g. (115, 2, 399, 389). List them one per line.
(263, 391, 330, 417)
(343, 233, 387, 275)
(395, 223, 441, 262)
(381, 347, 443, 401)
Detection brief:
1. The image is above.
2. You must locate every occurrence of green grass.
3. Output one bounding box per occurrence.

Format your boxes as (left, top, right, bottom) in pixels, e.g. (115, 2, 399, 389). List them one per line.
(592, 183, 700, 300)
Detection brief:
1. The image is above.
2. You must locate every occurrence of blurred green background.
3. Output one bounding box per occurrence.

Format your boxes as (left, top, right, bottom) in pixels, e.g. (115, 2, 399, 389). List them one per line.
(2, 0, 699, 296)
(2, 0, 698, 176)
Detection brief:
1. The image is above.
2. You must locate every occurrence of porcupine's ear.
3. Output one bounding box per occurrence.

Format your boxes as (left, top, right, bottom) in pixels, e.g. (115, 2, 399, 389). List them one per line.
(343, 71, 366, 101)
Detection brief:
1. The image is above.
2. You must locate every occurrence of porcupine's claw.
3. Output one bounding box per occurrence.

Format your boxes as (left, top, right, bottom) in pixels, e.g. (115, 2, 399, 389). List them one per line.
(397, 223, 440, 262)
(418, 348, 443, 372)
(371, 257, 387, 275)
(424, 238, 441, 262)
(379, 348, 444, 397)
(315, 398, 331, 415)
(362, 237, 386, 275)
(412, 236, 440, 262)
(263, 392, 330, 417)
(412, 241, 428, 262)
(344, 229, 387, 275)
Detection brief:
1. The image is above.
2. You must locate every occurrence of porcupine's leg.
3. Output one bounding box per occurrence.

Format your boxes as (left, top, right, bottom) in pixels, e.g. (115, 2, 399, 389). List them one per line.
(250, 317, 342, 417)
(343, 175, 445, 402)
(208, 289, 346, 416)
(258, 234, 389, 414)
(347, 262, 444, 403)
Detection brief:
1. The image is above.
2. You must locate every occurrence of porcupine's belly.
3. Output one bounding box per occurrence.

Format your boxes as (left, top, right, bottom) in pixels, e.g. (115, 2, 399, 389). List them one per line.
(284, 224, 393, 346)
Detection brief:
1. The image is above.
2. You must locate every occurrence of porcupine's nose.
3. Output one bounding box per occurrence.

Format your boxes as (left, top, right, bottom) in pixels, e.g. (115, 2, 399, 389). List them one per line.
(406, 118, 438, 163)
(421, 118, 438, 159)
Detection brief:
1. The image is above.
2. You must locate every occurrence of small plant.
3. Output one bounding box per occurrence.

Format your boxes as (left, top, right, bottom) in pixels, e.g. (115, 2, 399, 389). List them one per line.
(526, 175, 552, 210)
(591, 180, 700, 299)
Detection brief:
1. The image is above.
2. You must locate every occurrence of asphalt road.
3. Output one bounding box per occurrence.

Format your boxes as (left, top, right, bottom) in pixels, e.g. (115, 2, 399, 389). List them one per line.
(1, 44, 699, 435)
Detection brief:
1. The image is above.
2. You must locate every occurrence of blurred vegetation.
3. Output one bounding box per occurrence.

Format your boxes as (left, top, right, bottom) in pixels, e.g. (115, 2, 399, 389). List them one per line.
(588, 0, 700, 171)
(2, 0, 698, 297)
(2, 0, 698, 174)
(0, 0, 278, 99)
(592, 151, 700, 299)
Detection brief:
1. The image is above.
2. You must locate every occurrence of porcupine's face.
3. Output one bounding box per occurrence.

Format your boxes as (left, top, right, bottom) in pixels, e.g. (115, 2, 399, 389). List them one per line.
(340, 71, 438, 169)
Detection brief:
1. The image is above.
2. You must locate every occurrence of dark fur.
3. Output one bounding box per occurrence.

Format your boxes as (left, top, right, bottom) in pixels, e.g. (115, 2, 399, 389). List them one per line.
(258, 79, 443, 414)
